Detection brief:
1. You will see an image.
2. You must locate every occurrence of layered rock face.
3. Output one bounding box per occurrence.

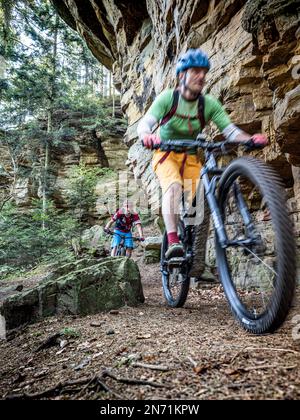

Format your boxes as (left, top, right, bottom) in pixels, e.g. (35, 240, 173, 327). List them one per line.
(1, 257, 144, 330)
(52, 0, 300, 203)
(0, 108, 129, 220)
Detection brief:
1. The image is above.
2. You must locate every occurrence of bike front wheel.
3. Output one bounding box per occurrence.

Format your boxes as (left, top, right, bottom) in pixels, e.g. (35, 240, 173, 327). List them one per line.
(161, 220, 190, 307)
(116, 246, 126, 256)
(216, 157, 296, 334)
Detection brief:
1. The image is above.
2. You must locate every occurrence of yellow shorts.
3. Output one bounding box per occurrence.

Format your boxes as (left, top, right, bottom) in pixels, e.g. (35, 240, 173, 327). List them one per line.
(152, 150, 202, 196)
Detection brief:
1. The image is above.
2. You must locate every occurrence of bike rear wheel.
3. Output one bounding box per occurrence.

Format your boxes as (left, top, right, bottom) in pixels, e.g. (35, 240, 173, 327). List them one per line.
(216, 157, 296, 334)
(161, 220, 190, 307)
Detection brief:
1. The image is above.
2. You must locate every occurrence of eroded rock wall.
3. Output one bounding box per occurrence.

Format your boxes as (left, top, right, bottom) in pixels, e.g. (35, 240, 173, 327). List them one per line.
(52, 0, 300, 201)
(0, 108, 128, 219)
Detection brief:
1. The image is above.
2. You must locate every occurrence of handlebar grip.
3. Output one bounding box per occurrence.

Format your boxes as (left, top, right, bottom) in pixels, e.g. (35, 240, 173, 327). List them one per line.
(244, 138, 265, 151)
(141, 139, 160, 150)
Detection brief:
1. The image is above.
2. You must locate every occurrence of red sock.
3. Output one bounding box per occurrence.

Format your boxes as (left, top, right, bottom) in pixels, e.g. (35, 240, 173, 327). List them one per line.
(167, 232, 179, 245)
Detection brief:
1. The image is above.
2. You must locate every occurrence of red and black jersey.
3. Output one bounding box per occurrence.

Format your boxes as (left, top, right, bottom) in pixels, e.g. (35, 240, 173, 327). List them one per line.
(112, 209, 141, 233)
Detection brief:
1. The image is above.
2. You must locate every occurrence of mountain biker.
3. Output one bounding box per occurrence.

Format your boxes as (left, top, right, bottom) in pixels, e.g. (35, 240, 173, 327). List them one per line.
(104, 200, 145, 257)
(137, 48, 268, 260)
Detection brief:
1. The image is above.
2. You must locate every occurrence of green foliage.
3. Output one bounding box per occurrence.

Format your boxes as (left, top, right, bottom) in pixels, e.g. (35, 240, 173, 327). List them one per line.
(59, 91, 127, 137)
(60, 327, 81, 338)
(67, 164, 116, 221)
(0, 200, 77, 272)
(96, 167, 115, 178)
(0, 1, 125, 278)
(67, 163, 100, 222)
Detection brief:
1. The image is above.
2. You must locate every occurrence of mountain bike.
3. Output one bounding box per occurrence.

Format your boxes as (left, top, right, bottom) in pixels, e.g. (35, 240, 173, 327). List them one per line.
(105, 230, 144, 256)
(153, 135, 296, 334)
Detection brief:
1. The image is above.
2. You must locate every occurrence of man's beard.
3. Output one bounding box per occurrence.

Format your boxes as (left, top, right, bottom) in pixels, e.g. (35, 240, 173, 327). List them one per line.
(182, 73, 203, 99)
(187, 82, 203, 94)
(184, 84, 202, 100)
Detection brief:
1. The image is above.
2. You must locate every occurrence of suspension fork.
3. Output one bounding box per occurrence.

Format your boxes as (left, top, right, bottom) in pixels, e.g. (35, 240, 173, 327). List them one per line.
(202, 171, 228, 248)
(233, 182, 258, 239)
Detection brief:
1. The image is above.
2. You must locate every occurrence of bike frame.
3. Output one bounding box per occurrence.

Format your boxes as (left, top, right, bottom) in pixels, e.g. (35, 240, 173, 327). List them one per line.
(157, 135, 263, 275)
(176, 142, 260, 251)
(107, 231, 142, 255)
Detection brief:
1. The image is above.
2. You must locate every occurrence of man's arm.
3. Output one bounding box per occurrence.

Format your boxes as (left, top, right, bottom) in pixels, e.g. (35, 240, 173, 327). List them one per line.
(137, 114, 158, 140)
(223, 123, 268, 145)
(208, 95, 267, 145)
(104, 219, 115, 231)
(137, 89, 173, 147)
(105, 210, 119, 231)
(222, 123, 251, 142)
(136, 223, 144, 239)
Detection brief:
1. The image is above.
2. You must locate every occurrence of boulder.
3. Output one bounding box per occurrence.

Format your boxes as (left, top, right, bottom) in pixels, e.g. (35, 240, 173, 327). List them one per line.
(144, 249, 161, 264)
(144, 236, 162, 251)
(80, 225, 107, 256)
(1, 257, 144, 331)
(143, 236, 162, 264)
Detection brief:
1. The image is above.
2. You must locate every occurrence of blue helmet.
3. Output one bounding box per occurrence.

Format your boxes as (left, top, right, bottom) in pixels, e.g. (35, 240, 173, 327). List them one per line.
(176, 49, 211, 75)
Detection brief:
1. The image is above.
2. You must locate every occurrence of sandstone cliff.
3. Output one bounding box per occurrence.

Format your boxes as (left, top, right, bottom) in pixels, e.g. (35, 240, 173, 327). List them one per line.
(52, 0, 300, 205)
(0, 106, 129, 220)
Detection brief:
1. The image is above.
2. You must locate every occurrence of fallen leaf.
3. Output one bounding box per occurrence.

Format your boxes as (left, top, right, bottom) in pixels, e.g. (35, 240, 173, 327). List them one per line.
(115, 347, 128, 356)
(77, 341, 91, 350)
(55, 348, 67, 355)
(143, 354, 157, 362)
(92, 352, 104, 360)
(224, 368, 245, 376)
(193, 365, 209, 375)
(59, 340, 68, 349)
(137, 334, 151, 340)
(33, 369, 49, 378)
(74, 357, 91, 371)
(90, 321, 105, 327)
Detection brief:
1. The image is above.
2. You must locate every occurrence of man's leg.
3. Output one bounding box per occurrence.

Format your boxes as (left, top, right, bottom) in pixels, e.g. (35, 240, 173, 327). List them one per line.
(111, 246, 118, 256)
(162, 182, 185, 258)
(152, 152, 185, 258)
(126, 248, 132, 258)
(125, 233, 134, 258)
(111, 232, 121, 257)
(162, 182, 182, 233)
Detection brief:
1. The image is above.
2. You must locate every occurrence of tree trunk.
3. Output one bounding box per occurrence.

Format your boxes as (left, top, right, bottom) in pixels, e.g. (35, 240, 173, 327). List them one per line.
(42, 112, 51, 230)
(101, 65, 105, 98)
(109, 71, 112, 97)
(112, 74, 115, 118)
(42, 13, 59, 230)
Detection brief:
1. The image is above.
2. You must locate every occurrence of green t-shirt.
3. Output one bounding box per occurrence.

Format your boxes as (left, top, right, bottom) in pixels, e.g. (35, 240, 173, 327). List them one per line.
(146, 88, 232, 141)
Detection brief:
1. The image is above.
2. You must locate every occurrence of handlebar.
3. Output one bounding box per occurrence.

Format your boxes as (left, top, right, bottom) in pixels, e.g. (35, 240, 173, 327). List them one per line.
(141, 135, 263, 152)
(104, 230, 144, 242)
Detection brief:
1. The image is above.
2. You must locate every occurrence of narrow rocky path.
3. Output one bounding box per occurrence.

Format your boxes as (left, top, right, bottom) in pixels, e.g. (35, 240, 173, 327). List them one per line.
(1, 257, 300, 400)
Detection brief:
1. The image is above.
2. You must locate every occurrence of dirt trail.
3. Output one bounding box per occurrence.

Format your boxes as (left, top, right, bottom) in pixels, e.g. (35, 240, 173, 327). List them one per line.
(1, 256, 300, 400)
